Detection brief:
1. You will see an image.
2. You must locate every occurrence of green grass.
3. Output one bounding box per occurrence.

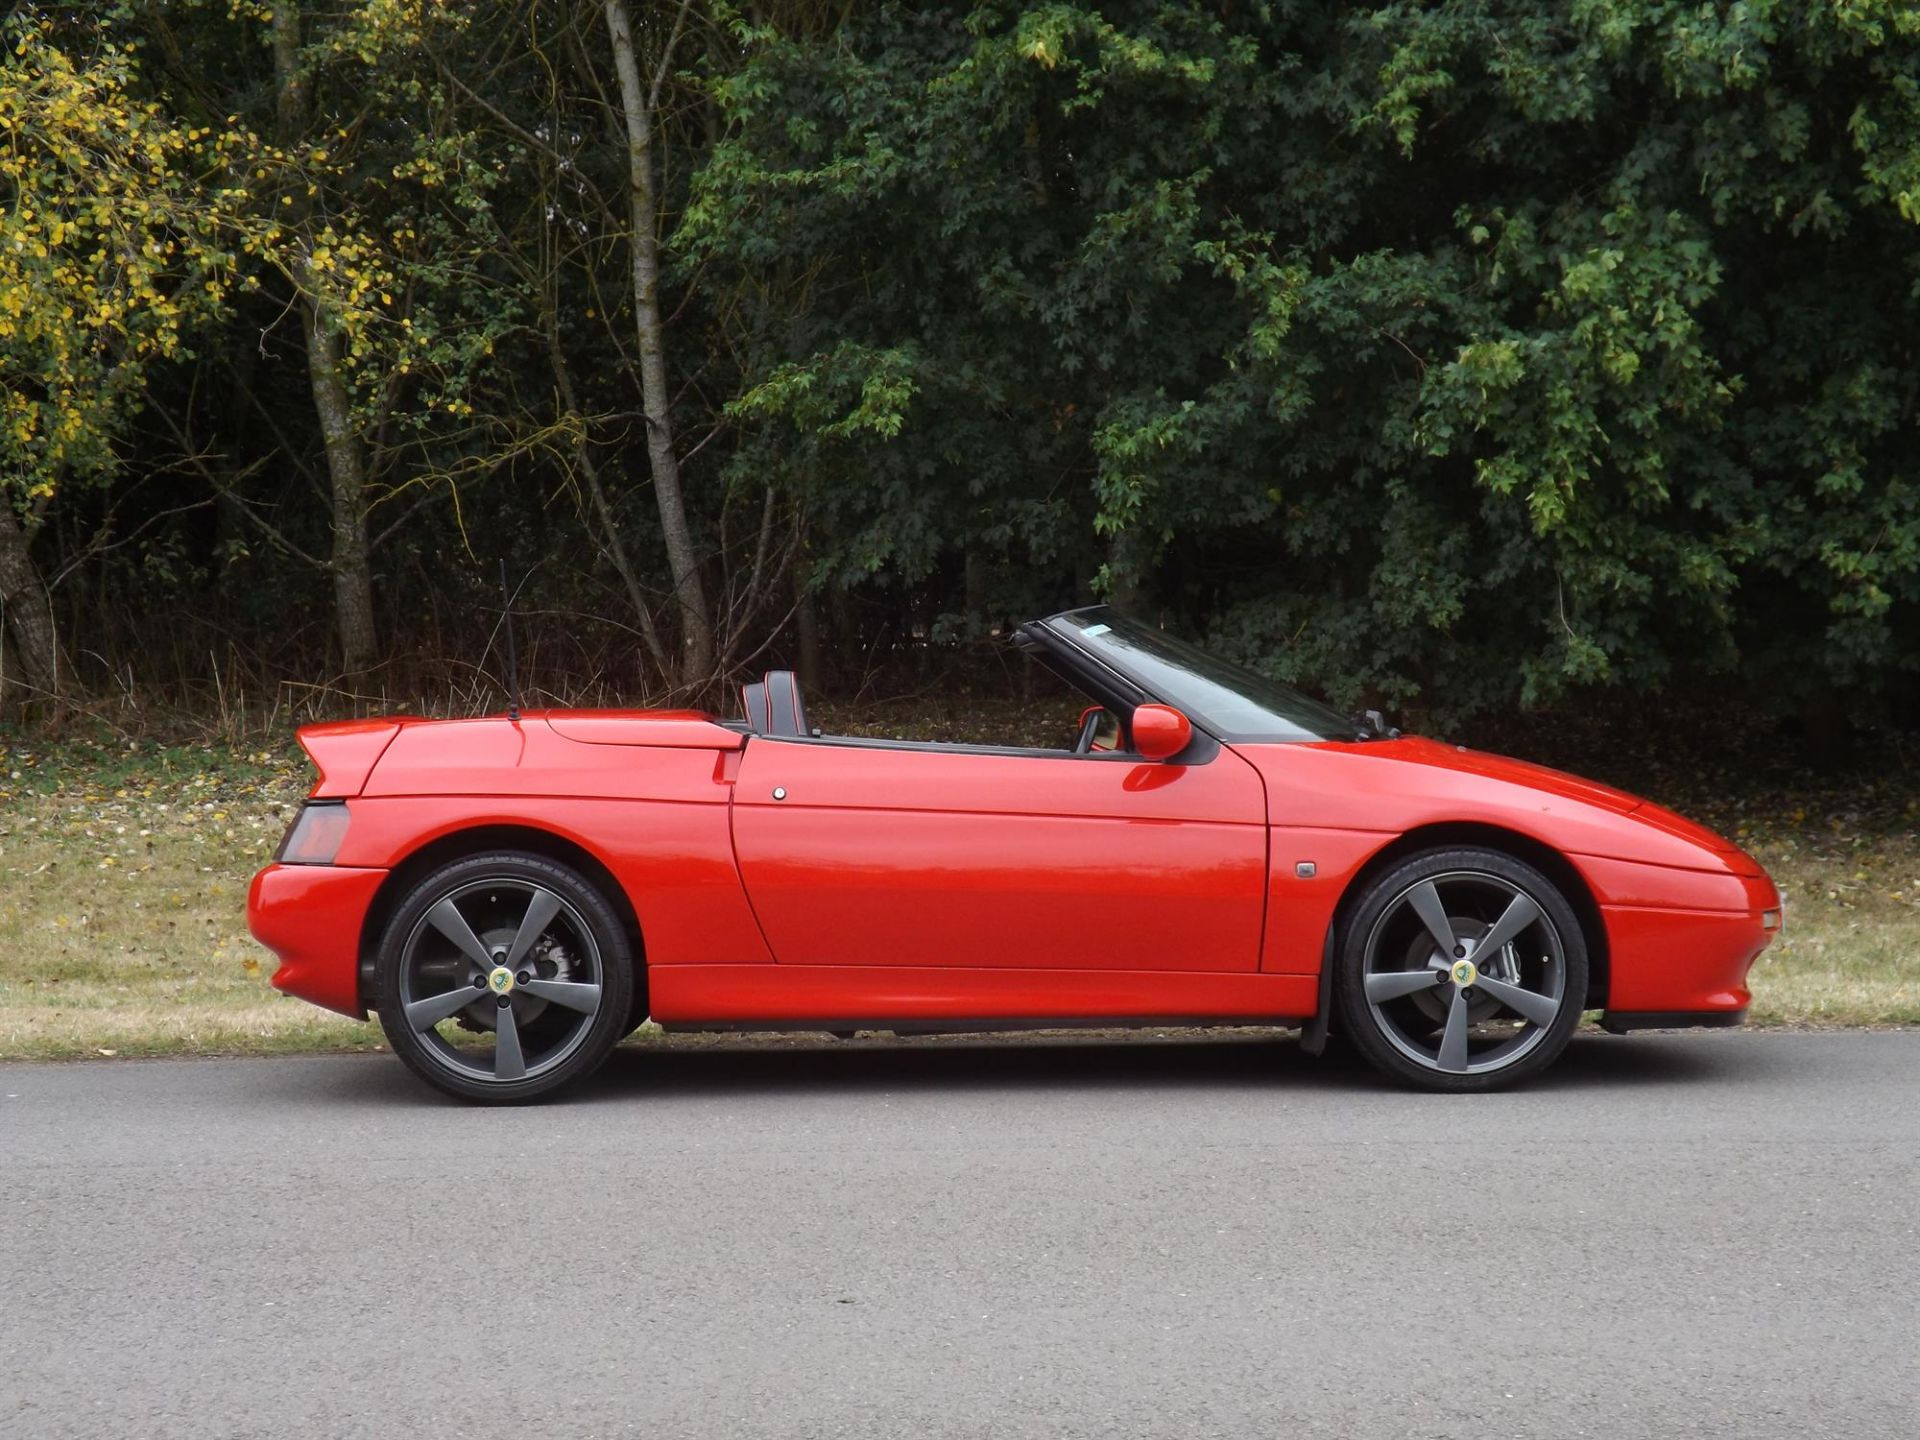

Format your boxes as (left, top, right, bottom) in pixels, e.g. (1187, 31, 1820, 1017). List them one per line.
(0, 722, 1913, 1061)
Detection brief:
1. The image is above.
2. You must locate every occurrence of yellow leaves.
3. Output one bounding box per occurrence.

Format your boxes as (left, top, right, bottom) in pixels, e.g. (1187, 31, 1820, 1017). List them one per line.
(2, 15, 233, 490)
(5, 7, 500, 493)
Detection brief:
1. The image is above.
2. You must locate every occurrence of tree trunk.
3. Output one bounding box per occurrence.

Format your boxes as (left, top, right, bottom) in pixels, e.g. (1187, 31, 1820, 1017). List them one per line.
(0, 503, 66, 701)
(604, 0, 714, 685)
(274, 1, 377, 686)
(964, 548, 990, 634)
(0, 623, 18, 714)
(794, 566, 823, 693)
(545, 318, 671, 680)
(1105, 527, 1154, 615)
(303, 293, 378, 683)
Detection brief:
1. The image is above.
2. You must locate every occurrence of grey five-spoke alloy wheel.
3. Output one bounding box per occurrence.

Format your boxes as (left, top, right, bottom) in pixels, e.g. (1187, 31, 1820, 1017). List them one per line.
(375, 852, 635, 1103)
(1334, 847, 1588, 1092)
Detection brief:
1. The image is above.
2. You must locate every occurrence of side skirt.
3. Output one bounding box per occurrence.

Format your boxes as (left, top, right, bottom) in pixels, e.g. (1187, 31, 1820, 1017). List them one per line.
(648, 964, 1318, 1027)
(660, 1017, 1307, 1037)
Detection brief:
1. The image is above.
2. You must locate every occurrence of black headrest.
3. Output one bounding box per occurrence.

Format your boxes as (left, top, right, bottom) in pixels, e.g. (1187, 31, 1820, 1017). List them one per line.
(740, 681, 768, 734)
(762, 670, 810, 738)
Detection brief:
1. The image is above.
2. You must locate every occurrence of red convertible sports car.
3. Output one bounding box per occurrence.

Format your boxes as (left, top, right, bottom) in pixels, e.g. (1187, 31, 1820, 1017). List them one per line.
(248, 607, 1780, 1101)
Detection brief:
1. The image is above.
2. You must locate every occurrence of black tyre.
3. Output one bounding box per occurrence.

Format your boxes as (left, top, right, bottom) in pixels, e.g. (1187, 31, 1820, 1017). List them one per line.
(1333, 847, 1587, 1092)
(374, 852, 636, 1103)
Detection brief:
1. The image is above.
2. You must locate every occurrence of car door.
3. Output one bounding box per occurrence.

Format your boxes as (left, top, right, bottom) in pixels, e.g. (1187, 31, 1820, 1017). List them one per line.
(729, 735, 1268, 970)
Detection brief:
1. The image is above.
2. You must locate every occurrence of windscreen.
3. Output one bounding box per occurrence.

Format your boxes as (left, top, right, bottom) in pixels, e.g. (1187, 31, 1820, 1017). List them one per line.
(1053, 610, 1353, 743)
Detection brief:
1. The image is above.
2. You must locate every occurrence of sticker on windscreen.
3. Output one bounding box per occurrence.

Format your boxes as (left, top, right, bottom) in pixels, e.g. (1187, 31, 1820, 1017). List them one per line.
(1082, 623, 1111, 636)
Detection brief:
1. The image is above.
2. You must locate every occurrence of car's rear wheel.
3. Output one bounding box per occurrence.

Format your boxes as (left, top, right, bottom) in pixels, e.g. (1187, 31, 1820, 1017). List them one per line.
(374, 852, 634, 1103)
(1334, 847, 1587, 1092)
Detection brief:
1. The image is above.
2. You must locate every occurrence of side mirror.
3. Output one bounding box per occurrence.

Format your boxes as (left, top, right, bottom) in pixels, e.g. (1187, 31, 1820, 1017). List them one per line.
(1130, 704, 1192, 761)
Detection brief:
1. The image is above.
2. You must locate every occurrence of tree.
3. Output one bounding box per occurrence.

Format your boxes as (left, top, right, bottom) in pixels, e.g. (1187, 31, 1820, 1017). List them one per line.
(268, 1, 376, 682)
(604, 0, 715, 684)
(0, 9, 236, 704)
(4, 3, 1917, 740)
(686, 1, 1920, 724)
(202, 0, 527, 691)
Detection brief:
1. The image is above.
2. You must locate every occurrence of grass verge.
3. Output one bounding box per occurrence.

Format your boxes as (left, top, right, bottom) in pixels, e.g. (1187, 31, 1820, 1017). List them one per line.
(0, 739, 379, 1061)
(0, 726, 1913, 1062)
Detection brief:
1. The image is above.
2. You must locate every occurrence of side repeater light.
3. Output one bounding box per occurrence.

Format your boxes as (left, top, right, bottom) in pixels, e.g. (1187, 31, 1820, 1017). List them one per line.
(1761, 908, 1781, 932)
(276, 801, 351, 866)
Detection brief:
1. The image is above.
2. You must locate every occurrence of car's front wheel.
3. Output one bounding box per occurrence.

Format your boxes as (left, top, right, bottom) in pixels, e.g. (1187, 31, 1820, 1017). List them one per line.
(1334, 847, 1588, 1092)
(374, 852, 635, 1103)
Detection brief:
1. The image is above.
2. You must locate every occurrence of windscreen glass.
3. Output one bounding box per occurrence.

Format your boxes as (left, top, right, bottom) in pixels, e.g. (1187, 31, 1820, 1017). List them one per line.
(1054, 610, 1352, 743)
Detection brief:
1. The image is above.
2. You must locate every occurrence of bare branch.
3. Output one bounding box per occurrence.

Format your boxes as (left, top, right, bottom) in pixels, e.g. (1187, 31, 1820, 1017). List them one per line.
(151, 407, 330, 570)
(648, 0, 697, 114)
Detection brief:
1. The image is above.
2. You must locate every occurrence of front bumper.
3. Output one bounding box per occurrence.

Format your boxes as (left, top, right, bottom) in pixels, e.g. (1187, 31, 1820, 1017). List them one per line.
(247, 863, 388, 1018)
(1597, 869, 1780, 1023)
(1599, 1008, 1748, 1034)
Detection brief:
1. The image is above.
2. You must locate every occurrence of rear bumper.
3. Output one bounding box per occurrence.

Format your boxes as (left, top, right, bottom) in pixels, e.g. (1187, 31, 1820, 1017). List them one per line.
(247, 863, 387, 1018)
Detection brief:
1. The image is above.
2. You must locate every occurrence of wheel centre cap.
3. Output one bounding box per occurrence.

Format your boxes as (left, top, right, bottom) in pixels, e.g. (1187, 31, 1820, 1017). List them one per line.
(487, 966, 516, 996)
(1451, 958, 1478, 987)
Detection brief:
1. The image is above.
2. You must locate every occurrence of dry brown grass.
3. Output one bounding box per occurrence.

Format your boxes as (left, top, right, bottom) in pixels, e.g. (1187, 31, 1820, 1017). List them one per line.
(0, 740, 376, 1061)
(1742, 831, 1920, 1026)
(0, 726, 1912, 1062)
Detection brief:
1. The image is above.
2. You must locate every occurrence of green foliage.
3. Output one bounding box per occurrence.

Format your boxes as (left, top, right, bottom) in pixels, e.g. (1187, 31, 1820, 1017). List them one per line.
(689, 1, 1920, 720)
(225, 1, 530, 482)
(5, 2, 1920, 731)
(0, 9, 238, 500)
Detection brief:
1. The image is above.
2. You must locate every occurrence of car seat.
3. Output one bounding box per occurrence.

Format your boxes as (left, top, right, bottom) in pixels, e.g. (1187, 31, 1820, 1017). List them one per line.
(761, 670, 811, 738)
(740, 681, 769, 734)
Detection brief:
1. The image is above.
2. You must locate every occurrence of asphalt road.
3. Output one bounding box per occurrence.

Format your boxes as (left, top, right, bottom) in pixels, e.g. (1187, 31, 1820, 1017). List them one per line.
(1, 1030, 1916, 1439)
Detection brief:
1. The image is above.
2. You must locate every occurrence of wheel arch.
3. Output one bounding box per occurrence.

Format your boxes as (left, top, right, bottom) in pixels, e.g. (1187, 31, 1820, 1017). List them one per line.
(357, 824, 647, 1015)
(1330, 822, 1610, 1010)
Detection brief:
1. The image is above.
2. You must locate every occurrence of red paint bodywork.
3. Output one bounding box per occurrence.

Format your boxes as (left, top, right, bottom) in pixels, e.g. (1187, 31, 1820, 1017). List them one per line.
(248, 863, 386, 1017)
(729, 737, 1266, 972)
(248, 709, 1777, 1029)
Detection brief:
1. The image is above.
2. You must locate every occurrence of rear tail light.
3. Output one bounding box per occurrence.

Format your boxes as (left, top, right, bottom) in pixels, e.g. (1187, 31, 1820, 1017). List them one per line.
(276, 801, 351, 865)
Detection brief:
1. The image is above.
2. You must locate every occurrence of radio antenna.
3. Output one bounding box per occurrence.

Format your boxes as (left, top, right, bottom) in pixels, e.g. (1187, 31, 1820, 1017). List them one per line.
(498, 559, 523, 723)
